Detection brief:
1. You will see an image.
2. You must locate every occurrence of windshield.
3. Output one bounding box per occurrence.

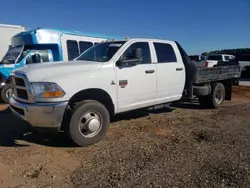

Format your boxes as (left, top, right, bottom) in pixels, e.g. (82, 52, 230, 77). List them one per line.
(75, 41, 126, 62)
(207, 55, 222, 61)
(0, 46, 24, 64)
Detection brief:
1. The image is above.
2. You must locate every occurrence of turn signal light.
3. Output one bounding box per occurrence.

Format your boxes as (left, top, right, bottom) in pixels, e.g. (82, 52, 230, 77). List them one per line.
(43, 91, 64, 98)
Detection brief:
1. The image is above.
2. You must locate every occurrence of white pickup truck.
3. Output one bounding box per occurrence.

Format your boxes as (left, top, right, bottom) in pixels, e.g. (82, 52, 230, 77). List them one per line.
(9, 38, 241, 146)
(205, 54, 235, 67)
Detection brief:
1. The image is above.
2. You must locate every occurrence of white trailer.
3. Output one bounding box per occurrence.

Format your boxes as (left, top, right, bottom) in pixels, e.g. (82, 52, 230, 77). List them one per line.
(0, 24, 25, 59)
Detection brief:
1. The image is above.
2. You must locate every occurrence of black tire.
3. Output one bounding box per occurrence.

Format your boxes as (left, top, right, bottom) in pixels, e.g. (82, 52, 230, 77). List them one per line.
(1, 84, 12, 104)
(209, 83, 225, 109)
(68, 100, 110, 147)
(198, 83, 225, 109)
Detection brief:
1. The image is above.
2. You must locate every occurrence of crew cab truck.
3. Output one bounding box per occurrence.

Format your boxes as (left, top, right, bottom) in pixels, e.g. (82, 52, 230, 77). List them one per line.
(9, 38, 241, 147)
(0, 27, 119, 103)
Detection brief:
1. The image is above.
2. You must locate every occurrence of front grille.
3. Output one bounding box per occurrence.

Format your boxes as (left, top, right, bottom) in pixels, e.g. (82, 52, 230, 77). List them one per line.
(11, 74, 34, 103)
(15, 77, 25, 87)
(16, 88, 28, 99)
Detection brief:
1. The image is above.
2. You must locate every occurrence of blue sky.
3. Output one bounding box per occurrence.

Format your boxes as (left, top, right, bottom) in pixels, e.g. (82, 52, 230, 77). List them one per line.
(0, 0, 249, 54)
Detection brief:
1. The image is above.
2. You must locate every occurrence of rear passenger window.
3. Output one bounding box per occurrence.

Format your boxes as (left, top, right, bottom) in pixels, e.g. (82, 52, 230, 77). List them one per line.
(79, 41, 93, 54)
(153, 42, 177, 63)
(67, 40, 79, 60)
(121, 42, 151, 64)
(224, 56, 230, 61)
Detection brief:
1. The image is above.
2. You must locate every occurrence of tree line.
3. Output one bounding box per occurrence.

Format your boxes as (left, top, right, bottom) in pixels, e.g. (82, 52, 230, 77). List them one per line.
(201, 48, 250, 61)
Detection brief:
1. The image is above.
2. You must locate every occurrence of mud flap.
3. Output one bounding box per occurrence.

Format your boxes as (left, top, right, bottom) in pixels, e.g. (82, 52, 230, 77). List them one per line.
(225, 80, 232, 101)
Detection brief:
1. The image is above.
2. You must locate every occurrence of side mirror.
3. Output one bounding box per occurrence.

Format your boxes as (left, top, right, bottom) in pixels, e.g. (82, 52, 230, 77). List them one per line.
(26, 55, 32, 64)
(116, 48, 143, 67)
(26, 53, 41, 64)
(116, 59, 139, 66)
(32, 54, 41, 63)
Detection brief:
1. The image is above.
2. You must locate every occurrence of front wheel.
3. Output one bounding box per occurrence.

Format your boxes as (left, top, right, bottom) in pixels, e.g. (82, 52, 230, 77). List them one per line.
(1, 84, 12, 104)
(68, 100, 110, 147)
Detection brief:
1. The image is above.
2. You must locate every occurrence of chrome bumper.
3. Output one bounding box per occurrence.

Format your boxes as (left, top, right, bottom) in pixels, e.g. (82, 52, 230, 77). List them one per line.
(9, 96, 68, 129)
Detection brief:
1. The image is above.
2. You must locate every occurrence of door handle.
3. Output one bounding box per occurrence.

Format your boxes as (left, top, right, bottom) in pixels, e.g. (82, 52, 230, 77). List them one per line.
(176, 68, 183, 71)
(145, 70, 155, 74)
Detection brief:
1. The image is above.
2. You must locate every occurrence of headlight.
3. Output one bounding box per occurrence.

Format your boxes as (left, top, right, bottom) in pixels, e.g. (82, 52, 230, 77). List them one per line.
(31, 82, 65, 98)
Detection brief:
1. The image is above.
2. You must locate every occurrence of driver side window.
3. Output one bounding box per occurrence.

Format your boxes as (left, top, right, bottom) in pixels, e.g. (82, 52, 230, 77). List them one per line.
(121, 42, 151, 64)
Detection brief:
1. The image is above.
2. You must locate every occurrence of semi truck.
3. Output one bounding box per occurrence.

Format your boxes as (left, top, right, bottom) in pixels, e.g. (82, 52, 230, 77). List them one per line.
(0, 27, 119, 103)
(9, 38, 241, 147)
(0, 24, 25, 59)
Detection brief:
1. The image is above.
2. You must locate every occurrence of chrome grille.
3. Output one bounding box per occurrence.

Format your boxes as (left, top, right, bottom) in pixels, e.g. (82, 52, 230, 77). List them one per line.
(10, 73, 35, 103)
(15, 77, 25, 87)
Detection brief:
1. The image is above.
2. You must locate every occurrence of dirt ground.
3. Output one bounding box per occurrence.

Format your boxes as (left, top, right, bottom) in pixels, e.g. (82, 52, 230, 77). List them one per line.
(0, 86, 250, 188)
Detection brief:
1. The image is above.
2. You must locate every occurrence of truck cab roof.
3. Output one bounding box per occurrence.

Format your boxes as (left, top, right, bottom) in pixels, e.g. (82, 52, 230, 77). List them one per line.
(107, 38, 175, 43)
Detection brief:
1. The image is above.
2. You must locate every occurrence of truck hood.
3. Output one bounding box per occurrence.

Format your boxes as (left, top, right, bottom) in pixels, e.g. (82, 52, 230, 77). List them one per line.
(13, 61, 103, 82)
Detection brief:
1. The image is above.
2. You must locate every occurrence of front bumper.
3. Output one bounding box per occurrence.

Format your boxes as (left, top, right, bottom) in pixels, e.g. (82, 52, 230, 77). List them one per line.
(9, 96, 68, 129)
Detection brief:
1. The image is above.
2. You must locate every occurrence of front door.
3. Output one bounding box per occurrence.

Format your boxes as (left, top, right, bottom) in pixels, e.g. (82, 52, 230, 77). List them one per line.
(115, 41, 157, 113)
(153, 42, 185, 103)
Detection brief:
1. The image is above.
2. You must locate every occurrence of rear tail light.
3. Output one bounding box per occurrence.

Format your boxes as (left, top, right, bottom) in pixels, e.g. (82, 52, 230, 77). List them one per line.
(205, 61, 209, 67)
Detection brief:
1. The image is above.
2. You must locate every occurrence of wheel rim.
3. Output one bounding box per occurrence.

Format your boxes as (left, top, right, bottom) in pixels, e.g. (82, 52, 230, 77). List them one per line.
(215, 87, 223, 104)
(78, 111, 102, 138)
(6, 88, 12, 99)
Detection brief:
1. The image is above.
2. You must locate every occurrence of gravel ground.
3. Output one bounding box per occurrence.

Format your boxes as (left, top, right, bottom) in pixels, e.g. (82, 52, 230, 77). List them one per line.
(0, 86, 250, 188)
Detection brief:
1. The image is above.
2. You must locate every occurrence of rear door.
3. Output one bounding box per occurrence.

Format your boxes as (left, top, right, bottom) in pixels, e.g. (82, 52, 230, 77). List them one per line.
(153, 41, 185, 103)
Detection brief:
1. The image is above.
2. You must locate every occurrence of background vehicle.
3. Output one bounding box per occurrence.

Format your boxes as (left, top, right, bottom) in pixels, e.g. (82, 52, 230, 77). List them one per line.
(189, 55, 207, 62)
(0, 27, 119, 103)
(235, 54, 250, 78)
(0, 24, 25, 59)
(205, 54, 235, 67)
(189, 55, 207, 67)
(9, 38, 241, 147)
